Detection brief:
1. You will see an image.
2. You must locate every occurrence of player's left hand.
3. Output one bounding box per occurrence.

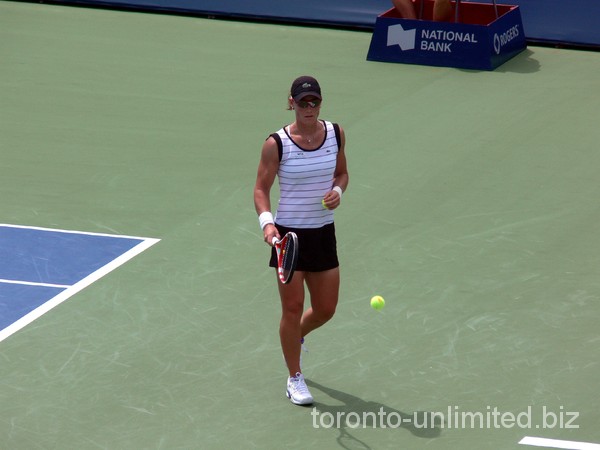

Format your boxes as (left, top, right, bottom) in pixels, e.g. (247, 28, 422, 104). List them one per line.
(322, 190, 341, 210)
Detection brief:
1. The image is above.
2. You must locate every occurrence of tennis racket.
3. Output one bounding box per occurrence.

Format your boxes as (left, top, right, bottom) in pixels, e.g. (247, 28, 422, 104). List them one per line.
(272, 232, 299, 284)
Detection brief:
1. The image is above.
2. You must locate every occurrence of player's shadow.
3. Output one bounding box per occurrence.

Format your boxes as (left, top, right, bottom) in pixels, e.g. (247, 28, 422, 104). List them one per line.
(307, 379, 442, 450)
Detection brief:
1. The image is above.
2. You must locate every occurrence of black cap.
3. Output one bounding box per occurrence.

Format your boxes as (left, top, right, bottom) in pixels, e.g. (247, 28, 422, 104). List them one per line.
(291, 76, 322, 101)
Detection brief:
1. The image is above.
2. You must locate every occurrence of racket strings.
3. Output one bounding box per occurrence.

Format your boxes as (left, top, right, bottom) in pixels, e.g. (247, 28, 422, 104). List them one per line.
(276, 232, 298, 284)
(281, 240, 295, 271)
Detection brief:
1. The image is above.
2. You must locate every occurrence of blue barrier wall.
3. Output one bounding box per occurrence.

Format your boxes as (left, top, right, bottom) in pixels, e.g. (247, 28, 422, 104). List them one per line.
(30, 0, 600, 48)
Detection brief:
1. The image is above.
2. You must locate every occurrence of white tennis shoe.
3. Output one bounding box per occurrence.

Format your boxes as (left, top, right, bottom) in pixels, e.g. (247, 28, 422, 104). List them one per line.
(286, 372, 314, 405)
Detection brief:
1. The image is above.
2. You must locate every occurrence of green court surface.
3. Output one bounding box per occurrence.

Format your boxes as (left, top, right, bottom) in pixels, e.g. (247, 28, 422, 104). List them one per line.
(1, 1, 600, 449)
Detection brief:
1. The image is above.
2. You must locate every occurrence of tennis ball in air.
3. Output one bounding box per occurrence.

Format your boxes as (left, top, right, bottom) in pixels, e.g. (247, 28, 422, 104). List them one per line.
(370, 295, 385, 311)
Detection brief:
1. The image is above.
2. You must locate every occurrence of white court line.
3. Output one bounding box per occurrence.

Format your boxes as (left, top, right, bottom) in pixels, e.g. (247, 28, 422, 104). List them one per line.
(520, 437, 600, 450)
(0, 233, 160, 343)
(0, 223, 151, 240)
(0, 279, 71, 289)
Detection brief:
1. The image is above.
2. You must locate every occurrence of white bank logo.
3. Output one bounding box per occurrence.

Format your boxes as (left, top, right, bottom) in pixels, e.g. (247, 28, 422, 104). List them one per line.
(387, 24, 416, 50)
(387, 24, 479, 53)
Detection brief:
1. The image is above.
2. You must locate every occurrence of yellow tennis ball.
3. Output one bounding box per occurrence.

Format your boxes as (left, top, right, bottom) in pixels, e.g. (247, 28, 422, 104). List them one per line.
(370, 295, 385, 310)
(322, 199, 328, 209)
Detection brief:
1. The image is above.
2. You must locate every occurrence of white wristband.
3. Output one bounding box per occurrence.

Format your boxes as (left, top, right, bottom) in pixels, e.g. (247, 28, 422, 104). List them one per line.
(258, 211, 274, 230)
(332, 186, 343, 198)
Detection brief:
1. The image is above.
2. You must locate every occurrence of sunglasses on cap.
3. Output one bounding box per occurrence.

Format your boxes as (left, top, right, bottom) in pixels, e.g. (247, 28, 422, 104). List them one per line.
(295, 99, 322, 109)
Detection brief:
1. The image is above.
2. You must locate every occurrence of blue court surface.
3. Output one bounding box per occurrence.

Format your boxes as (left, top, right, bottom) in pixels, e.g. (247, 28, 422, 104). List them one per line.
(0, 224, 159, 342)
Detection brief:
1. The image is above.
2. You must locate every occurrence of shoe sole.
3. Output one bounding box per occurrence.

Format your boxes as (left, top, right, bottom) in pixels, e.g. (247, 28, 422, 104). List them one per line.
(286, 389, 314, 405)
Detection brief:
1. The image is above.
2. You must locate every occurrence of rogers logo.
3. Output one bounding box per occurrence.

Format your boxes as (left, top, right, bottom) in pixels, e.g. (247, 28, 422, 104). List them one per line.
(493, 25, 520, 54)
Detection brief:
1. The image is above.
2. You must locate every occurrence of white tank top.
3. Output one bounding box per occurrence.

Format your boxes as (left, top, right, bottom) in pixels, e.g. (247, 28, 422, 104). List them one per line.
(273, 120, 340, 229)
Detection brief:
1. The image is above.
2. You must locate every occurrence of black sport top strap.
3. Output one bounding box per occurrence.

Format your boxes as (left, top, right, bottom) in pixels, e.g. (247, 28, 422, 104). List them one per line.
(332, 123, 341, 149)
(269, 133, 283, 162)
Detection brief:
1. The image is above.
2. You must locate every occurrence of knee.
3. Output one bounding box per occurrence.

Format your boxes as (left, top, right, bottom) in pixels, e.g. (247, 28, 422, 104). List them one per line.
(314, 303, 337, 323)
(281, 300, 304, 320)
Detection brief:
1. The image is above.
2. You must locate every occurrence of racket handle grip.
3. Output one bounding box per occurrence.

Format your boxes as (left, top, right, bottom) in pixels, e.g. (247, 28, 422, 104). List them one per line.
(271, 236, 278, 246)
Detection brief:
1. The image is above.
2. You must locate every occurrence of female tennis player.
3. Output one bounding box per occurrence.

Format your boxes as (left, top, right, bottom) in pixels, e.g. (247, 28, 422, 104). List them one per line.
(253, 75, 349, 405)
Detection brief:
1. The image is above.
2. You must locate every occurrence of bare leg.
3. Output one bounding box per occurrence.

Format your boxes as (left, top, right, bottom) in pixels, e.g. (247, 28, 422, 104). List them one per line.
(433, 0, 452, 21)
(300, 268, 340, 338)
(391, 0, 417, 19)
(278, 271, 305, 376)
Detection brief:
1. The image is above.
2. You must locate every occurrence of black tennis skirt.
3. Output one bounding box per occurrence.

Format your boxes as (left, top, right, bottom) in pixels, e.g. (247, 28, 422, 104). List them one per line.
(269, 222, 339, 272)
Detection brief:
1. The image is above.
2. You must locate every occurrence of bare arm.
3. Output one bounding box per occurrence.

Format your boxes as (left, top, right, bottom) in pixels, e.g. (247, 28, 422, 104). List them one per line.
(253, 136, 280, 244)
(323, 126, 349, 210)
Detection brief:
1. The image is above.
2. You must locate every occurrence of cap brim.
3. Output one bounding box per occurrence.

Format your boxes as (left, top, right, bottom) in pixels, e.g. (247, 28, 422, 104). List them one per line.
(293, 91, 322, 101)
